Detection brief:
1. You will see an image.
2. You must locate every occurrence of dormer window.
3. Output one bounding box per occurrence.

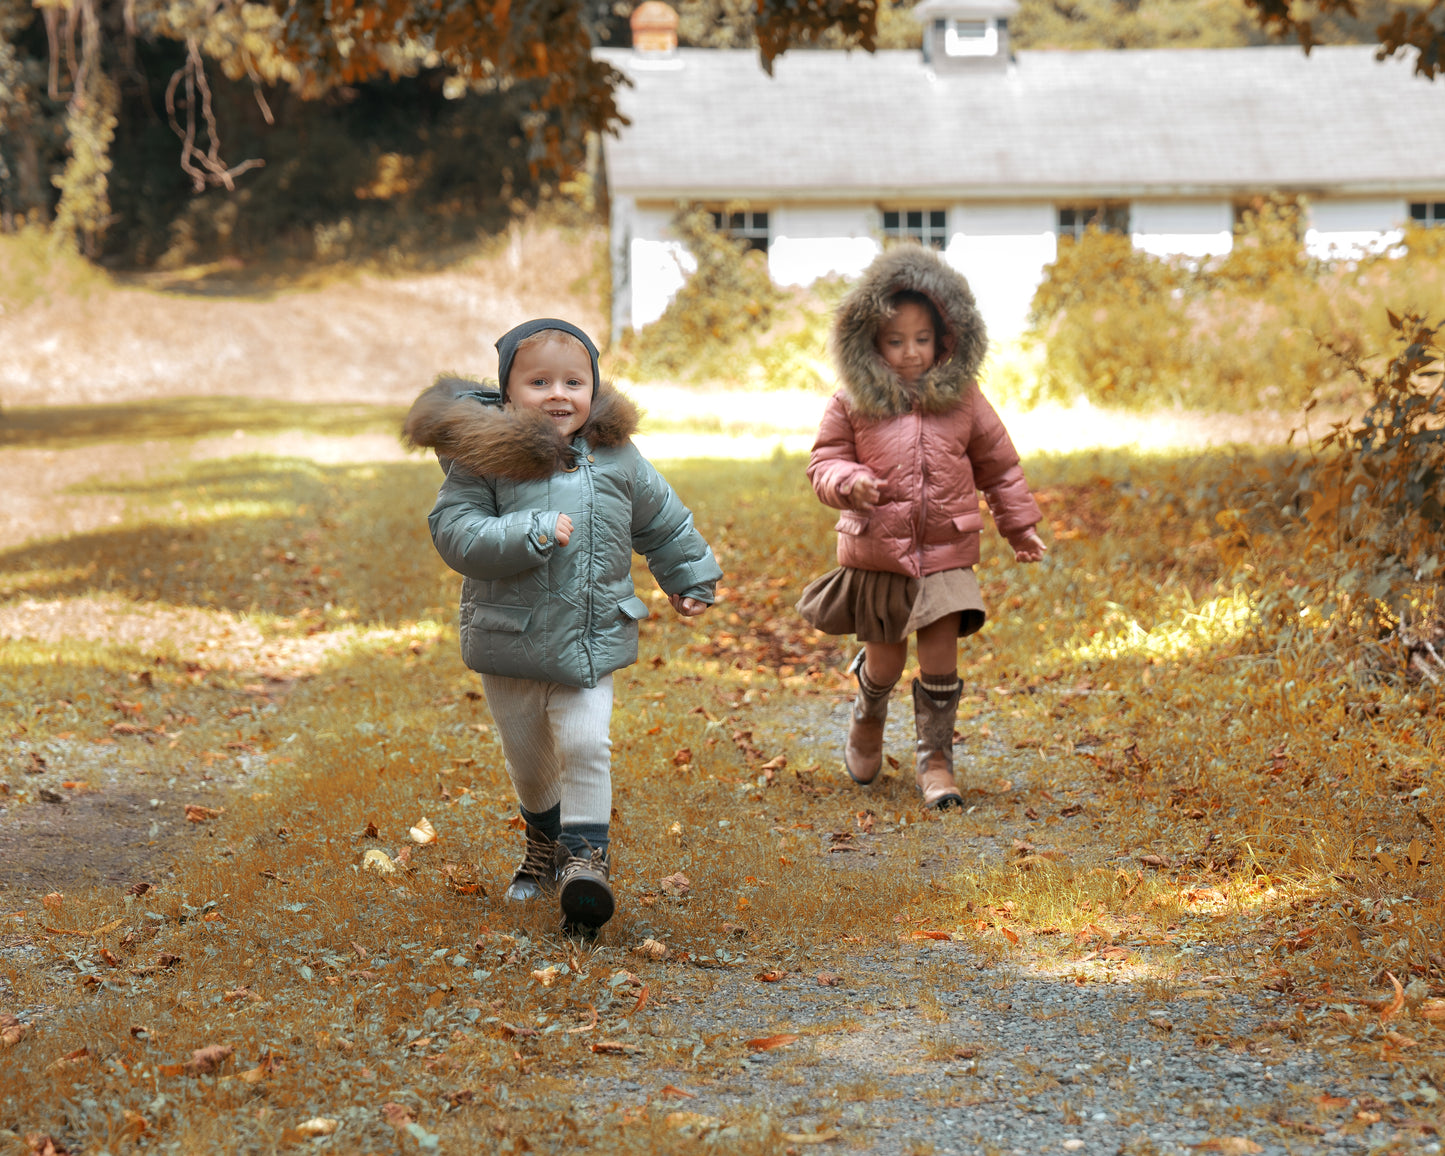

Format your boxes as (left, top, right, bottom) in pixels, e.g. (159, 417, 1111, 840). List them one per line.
(916, 0, 1017, 68)
(942, 18, 998, 56)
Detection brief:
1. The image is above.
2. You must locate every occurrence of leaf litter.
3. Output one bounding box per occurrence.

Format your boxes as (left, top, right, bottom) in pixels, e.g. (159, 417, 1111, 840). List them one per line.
(0, 425, 1441, 1152)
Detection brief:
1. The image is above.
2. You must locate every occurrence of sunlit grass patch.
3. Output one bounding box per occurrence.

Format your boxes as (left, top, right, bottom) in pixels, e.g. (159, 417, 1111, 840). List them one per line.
(1070, 588, 1255, 664)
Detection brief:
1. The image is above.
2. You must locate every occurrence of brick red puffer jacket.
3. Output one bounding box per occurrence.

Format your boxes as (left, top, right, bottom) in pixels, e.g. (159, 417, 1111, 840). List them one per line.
(806, 245, 1041, 578)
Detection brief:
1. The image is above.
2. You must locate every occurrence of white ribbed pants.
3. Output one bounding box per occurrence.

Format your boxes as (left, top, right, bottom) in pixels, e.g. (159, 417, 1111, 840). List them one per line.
(478, 673, 613, 828)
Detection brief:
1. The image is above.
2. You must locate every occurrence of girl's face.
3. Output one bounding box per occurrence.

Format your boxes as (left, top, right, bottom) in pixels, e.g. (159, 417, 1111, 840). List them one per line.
(506, 339, 593, 439)
(876, 301, 937, 385)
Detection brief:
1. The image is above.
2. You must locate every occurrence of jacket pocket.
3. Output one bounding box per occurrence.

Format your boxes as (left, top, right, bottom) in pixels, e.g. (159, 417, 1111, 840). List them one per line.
(618, 595, 651, 621)
(468, 602, 533, 633)
(950, 510, 984, 534)
(836, 510, 871, 535)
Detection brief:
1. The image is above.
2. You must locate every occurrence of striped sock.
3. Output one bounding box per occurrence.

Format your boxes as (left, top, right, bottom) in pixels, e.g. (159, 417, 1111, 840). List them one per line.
(919, 672, 960, 704)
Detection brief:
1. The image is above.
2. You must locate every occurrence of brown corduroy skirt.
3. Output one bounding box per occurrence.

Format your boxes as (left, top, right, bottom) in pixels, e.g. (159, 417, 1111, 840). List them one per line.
(796, 566, 986, 645)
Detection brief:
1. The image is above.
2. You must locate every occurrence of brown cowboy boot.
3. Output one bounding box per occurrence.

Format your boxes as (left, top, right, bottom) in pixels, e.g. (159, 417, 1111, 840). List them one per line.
(503, 823, 561, 903)
(912, 678, 964, 810)
(844, 651, 897, 785)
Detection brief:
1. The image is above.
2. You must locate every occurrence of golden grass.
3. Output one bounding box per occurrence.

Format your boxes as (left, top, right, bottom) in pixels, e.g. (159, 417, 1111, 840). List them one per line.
(0, 409, 1441, 1151)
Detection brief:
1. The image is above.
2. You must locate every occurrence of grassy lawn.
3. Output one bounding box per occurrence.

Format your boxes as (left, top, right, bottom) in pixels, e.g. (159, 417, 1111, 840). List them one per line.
(1, 400, 1441, 1152)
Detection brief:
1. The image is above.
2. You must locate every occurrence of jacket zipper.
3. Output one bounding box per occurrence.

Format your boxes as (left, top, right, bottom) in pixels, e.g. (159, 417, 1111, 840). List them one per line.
(915, 412, 927, 577)
(582, 443, 597, 687)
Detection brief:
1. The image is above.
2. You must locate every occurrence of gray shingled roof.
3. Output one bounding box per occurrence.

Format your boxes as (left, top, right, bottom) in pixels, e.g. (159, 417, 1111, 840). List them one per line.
(595, 45, 1445, 198)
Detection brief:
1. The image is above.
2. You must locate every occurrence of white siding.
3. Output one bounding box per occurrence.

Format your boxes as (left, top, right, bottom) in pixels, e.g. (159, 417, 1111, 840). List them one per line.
(947, 203, 1057, 337)
(769, 205, 880, 287)
(1131, 200, 1233, 259)
(1306, 198, 1408, 258)
(627, 204, 694, 331)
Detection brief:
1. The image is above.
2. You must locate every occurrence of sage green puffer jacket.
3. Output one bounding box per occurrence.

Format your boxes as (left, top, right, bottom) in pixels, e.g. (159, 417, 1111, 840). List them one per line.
(403, 377, 721, 689)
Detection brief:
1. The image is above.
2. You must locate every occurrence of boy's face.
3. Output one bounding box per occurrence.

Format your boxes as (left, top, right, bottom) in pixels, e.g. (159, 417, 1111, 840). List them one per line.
(507, 338, 594, 439)
(876, 302, 937, 385)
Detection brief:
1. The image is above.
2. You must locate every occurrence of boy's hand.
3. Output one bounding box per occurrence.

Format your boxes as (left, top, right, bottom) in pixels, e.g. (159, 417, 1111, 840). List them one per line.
(668, 594, 708, 617)
(554, 513, 573, 547)
(1013, 529, 1047, 563)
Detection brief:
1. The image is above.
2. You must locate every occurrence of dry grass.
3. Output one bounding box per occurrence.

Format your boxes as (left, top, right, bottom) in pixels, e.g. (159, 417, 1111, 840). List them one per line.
(1, 412, 1442, 1150)
(0, 221, 607, 409)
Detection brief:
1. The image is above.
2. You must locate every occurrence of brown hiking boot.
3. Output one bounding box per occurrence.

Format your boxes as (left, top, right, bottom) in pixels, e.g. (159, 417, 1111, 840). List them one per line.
(503, 823, 560, 903)
(557, 845, 614, 935)
(844, 651, 897, 785)
(912, 679, 964, 810)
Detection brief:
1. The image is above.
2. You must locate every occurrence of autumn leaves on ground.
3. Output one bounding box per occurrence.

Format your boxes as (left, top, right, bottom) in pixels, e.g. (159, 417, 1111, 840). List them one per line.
(2, 273, 1444, 1154)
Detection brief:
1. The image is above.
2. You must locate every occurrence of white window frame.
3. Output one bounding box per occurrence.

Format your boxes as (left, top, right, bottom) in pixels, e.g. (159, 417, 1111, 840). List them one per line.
(709, 208, 770, 252)
(1057, 203, 1130, 241)
(883, 208, 949, 250)
(1409, 201, 1445, 227)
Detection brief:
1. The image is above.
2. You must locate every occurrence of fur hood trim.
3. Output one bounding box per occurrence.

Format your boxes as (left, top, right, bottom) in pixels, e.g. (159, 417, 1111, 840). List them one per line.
(830, 246, 988, 419)
(402, 376, 640, 480)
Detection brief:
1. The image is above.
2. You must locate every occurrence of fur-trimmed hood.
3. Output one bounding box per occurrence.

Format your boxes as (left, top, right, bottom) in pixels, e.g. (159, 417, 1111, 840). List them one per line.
(830, 246, 988, 419)
(402, 376, 640, 480)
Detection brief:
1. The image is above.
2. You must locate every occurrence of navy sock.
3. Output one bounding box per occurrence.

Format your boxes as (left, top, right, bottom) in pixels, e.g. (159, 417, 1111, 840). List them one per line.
(560, 823, 609, 859)
(520, 803, 561, 842)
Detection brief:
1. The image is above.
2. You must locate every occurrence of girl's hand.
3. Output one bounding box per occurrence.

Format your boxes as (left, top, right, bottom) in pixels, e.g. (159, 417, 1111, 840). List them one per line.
(669, 594, 709, 617)
(1013, 529, 1047, 563)
(850, 474, 882, 510)
(554, 513, 573, 547)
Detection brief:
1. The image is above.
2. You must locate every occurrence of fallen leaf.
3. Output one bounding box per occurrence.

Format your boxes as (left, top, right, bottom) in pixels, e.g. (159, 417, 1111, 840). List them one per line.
(121, 1109, 148, 1136)
(498, 1023, 537, 1040)
(745, 1033, 798, 1051)
(659, 1084, 695, 1098)
(816, 972, 842, 987)
(755, 968, 787, 983)
(380, 1103, 415, 1129)
(1380, 970, 1405, 1022)
(362, 821, 380, 838)
(361, 849, 398, 877)
(672, 748, 693, 766)
(591, 1040, 638, 1054)
(998, 926, 1020, 945)
(23, 1134, 68, 1155)
(912, 930, 951, 942)
(1418, 998, 1445, 1021)
(41, 893, 63, 913)
(531, 967, 560, 987)
(667, 1111, 719, 1133)
(125, 881, 153, 897)
(185, 1044, 234, 1075)
(1383, 1030, 1417, 1049)
(632, 938, 669, 961)
(1191, 1140, 1262, 1154)
(446, 1089, 475, 1107)
(184, 805, 224, 823)
(409, 817, 437, 845)
(660, 873, 691, 898)
(1137, 853, 1168, 869)
(781, 1128, 841, 1145)
(294, 1118, 338, 1138)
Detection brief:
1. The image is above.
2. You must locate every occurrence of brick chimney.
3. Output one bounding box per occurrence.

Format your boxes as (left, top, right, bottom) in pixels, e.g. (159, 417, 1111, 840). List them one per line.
(631, 2, 679, 56)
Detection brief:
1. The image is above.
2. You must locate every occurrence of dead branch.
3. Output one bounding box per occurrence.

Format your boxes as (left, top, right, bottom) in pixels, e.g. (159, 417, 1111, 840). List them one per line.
(165, 39, 265, 193)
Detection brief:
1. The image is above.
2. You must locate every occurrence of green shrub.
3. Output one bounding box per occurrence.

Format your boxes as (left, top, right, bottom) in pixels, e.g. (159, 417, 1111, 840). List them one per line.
(1028, 206, 1445, 413)
(616, 206, 838, 391)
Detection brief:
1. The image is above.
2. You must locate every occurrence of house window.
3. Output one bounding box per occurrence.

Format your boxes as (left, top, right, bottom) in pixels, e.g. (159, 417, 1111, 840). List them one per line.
(1409, 201, 1445, 227)
(1057, 204, 1130, 240)
(709, 209, 770, 253)
(883, 209, 948, 250)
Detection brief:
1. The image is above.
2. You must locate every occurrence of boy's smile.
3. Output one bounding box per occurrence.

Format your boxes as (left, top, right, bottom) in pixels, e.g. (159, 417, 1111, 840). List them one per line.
(507, 339, 595, 439)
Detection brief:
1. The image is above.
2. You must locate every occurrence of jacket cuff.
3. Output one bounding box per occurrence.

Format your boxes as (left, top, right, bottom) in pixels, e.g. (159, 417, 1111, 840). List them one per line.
(529, 511, 560, 556)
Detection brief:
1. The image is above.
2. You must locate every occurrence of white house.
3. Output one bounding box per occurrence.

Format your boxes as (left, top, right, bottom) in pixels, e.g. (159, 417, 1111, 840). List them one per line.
(596, 0, 1445, 340)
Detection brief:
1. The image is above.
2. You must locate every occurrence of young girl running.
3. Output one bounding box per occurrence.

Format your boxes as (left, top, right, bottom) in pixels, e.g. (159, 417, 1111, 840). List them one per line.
(797, 246, 1046, 809)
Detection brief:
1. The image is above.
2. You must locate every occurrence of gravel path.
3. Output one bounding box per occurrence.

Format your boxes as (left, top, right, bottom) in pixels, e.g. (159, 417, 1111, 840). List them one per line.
(548, 694, 1444, 1155)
